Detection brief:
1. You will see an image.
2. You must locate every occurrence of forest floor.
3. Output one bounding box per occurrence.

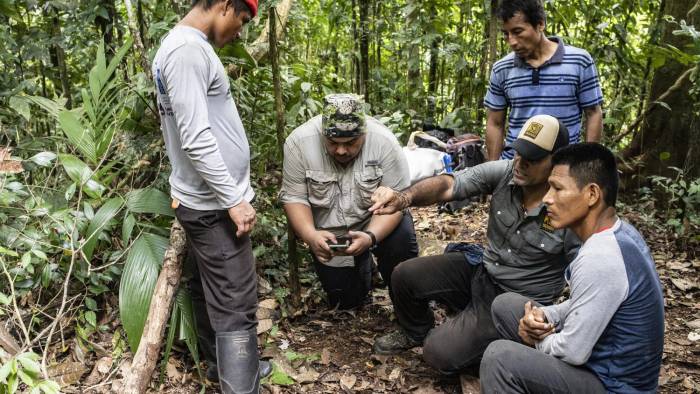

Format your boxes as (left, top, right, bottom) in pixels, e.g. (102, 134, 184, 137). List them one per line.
(65, 201, 699, 393)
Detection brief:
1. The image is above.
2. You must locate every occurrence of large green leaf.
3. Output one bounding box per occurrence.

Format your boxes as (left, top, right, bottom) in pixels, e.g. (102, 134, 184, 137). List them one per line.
(58, 110, 96, 163)
(125, 188, 174, 217)
(175, 289, 199, 365)
(82, 197, 124, 261)
(119, 233, 169, 352)
(58, 154, 92, 185)
(0, 0, 21, 21)
(159, 295, 180, 388)
(220, 40, 256, 70)
(23, 95, 63, 119)
(159, 288, 201, 387)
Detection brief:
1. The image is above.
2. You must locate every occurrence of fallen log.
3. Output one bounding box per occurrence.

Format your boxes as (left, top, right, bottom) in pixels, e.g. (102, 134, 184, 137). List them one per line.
(122, 220, 187, 393)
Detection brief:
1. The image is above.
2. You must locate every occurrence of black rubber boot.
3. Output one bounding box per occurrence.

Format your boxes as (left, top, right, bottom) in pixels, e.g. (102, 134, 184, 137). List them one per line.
(207, 359, 272, 383)
(216, 329, 260, 394)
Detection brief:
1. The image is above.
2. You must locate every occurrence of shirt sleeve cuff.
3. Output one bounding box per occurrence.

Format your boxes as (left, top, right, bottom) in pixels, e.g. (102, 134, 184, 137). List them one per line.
(541, 305, 564, 331)
(279, 195, 311, 206)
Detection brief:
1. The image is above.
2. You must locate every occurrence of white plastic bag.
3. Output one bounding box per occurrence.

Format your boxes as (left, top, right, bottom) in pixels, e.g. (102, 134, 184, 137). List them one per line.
(403, 146, 448, 184)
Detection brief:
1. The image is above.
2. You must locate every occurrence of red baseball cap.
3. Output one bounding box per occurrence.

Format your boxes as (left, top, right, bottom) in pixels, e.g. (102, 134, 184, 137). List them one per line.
(242, 0, 258, 17)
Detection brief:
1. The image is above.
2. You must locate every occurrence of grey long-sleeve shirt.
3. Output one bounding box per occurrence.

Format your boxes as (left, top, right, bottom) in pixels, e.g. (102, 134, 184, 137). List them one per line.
(153, 25, 254, 210)
(537, 219, 664, 392)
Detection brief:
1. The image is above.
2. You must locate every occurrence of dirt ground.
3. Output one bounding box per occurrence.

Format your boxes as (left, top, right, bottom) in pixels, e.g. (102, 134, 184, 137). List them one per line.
(71, 201, 699, 393)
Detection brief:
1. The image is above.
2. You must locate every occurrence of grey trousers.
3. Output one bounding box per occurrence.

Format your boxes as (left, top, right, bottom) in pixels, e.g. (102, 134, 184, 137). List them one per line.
(391, 253, 502, 374)
(175, 205, 258, 334)
(480, 292, 605, 394)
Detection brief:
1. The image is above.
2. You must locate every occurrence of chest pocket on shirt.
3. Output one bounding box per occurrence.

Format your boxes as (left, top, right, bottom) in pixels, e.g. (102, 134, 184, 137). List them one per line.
(355, 167, 383, 209)
(489, 202, 517, 247)
(306, 170, 338, 209)
(522, 229, 564, 256)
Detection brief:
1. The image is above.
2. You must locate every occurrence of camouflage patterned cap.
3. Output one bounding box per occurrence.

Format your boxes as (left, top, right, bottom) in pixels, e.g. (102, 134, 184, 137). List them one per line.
(322, 94, 367, 138)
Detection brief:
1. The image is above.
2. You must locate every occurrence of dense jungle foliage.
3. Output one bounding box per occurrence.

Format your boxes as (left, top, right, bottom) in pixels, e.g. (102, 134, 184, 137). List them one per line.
(0, 0, 698, 392)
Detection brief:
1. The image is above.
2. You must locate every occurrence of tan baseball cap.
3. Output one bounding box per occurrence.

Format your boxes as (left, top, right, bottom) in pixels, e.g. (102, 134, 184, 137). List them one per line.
(506, 114, 569, 160)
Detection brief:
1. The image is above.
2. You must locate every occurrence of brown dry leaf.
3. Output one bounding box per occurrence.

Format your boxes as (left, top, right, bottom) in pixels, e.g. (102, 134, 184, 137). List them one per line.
(667, 261, 692, 270)
(688, 331, 700, 342)
(1, 160, 23, 174)
(355, 379, 370, 390)
(48, 360, 88, 387)
(388, 367, 401, 381)
(309, 320, 334, 329)
(257, 318, 273, 335)
(321, 372, 340, 383)
(320, 348, 331, 365)
(359, 336, 374, 346)
(683, 376, 696, 390)
(416, 220, 431, 231)
(370, 354, 389, 365)
(340, 373, 357, 390)
(460, 374, 481, 394)
(166, 358, 183, 381)
(671, 278, 698, 291)
(259, 298, 278, 310)
(413, 385, 443, 394)
(686, 319, 700, 330)
(294, 366, 320, 384)
(375, 364, 390, 380)
(82, 356, 113, 386)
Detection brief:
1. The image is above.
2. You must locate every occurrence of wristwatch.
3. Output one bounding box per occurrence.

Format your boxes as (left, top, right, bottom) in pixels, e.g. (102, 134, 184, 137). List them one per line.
(363, 230, 377, 250)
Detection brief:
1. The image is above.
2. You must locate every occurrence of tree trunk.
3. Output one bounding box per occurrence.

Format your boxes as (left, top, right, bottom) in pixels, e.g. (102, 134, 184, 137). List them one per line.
(124, 0, 151, 73)
(454, 2, 467, 109)
(351, 0, 359, 93)
(486, 0, 500, 75)
(427, 1, 439, 97)
(95, 0, 116, 54)
(122, 221, 187, 394)
(478, 0, 500, 125)
(374, 1, 383, 105)
(622, 0, 700, 178)
(406, 0, 422, 109)
(359, 0, 370, 101)
(50, 10, 72, 108)
(137, 0, 150, 52)
(229, 0, 294, 76)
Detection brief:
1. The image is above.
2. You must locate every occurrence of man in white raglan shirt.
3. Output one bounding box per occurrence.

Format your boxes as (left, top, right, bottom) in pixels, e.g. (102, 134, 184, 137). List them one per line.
(152, 1, 269, 393)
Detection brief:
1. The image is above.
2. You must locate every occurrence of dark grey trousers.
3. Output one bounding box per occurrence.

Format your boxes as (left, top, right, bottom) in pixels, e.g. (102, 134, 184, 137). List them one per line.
(313, 211, 418, 310)
(480, 292, 605, 393)
(391, 252, 502, 374)
(175, 204, 258, 364)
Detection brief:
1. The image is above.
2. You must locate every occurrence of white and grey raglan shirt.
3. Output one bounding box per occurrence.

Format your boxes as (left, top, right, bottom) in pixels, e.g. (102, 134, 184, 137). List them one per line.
(536, 219, 664, 393)
(153, 25, 254, 210)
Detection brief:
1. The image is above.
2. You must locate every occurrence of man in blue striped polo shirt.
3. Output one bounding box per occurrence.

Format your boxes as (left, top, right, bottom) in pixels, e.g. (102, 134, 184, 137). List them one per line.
(484, 0, 604, 160)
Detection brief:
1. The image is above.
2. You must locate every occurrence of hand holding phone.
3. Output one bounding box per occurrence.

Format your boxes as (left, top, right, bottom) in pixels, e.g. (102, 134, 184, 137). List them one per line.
(326, 235, 352, 249)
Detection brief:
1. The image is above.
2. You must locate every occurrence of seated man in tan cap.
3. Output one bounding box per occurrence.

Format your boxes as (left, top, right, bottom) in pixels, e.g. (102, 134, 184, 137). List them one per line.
(369, 114, 580, 375)
(280, 94, 419, 309)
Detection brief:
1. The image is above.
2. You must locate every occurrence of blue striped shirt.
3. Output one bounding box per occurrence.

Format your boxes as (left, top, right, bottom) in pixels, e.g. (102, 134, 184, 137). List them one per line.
(484, 37, 604, 159)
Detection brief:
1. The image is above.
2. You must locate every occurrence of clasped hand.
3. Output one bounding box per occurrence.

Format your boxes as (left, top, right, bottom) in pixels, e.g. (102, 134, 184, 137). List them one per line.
(518, 301, 555, 346)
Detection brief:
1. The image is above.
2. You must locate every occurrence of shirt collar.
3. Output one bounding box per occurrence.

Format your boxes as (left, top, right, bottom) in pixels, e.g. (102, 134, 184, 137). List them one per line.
(507, 179, 547, 217)
(513, 36, 565, 69)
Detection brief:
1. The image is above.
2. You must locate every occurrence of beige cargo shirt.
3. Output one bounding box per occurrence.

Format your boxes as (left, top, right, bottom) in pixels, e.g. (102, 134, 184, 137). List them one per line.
(280, 115, 410, 266)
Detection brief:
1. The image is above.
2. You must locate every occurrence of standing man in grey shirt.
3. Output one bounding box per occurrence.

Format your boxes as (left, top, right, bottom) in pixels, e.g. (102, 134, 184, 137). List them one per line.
(152, 0, 267, 392)
(369, 115, 579, 375)
(280, 94, 418, 310)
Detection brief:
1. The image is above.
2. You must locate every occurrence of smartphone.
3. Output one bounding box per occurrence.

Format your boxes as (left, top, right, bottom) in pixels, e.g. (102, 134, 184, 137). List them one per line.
(327, 235, 352, 249)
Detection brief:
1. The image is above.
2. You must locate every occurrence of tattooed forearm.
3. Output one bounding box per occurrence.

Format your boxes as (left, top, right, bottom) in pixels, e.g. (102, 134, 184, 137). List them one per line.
(403, 175, 454, 207)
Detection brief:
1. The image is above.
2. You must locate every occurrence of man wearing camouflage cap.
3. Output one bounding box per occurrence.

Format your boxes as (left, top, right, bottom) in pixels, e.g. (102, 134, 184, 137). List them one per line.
(280, 94, 418, 309)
